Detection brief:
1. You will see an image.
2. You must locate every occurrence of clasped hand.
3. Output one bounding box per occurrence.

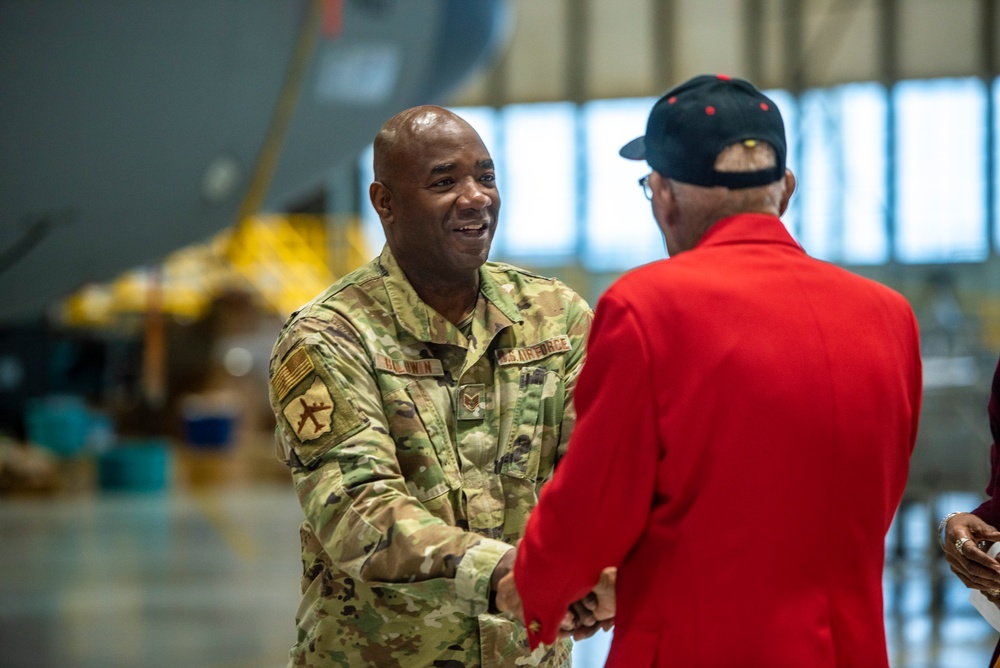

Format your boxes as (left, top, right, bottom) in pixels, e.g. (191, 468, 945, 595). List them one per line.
(496, 566, 616, 641)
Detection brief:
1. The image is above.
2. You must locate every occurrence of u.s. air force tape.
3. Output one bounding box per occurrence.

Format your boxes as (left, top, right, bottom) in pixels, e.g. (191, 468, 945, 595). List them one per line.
(495, 335, 572, 366)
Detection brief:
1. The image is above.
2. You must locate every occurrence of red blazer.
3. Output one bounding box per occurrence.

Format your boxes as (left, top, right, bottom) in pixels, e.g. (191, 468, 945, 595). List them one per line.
(515, 214, 922, 667)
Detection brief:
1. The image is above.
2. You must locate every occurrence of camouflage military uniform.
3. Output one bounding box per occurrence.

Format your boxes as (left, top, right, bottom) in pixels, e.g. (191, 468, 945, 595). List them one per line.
(268, 245, 592, 668)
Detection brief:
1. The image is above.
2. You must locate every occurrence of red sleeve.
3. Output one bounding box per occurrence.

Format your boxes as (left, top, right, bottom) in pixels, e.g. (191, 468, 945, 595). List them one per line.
(514, 290, 660, 648)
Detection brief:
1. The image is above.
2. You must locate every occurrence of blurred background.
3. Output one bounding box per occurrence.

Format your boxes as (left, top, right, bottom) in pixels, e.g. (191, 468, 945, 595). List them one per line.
(2, 0, 1000, 666)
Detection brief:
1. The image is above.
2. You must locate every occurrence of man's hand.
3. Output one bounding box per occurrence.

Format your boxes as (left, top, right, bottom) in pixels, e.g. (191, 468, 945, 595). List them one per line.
(586, 567, 616, 623)
(496, 558, 616, 641)
(942, 512, 1000, 591)
(561, 567, 617, 640)
(495, 570, 524, 622)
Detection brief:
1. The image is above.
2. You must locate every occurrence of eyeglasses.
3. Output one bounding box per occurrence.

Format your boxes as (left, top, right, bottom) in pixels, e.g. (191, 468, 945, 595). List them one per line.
(638, 173, 653, 200)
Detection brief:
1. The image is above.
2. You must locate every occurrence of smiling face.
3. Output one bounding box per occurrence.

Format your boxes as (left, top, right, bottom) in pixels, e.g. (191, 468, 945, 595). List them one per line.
(370, 107, 500, 287)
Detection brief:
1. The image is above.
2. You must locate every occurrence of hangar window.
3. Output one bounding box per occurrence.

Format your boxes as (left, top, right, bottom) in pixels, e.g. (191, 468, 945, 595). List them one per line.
(358, 75, 997, 272)
(497, 103, 577, 260)
(580, 97, 664, 271)
(894, 77, 988, 263)
(798, 82, 890, 265)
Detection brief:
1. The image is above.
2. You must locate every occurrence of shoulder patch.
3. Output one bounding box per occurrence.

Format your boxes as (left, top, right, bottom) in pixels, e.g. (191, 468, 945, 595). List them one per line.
(273, 345, 369, 459)
(283, 377, 335, 441)
(273, 348, 314, 401)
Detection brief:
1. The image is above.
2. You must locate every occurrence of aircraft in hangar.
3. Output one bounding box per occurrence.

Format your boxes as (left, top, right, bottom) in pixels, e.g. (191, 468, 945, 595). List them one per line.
(0, 0, 510, 325)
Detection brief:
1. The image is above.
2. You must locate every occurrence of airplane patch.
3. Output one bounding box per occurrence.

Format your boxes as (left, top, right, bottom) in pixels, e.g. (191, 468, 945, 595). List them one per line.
(283, 377, 335, 441)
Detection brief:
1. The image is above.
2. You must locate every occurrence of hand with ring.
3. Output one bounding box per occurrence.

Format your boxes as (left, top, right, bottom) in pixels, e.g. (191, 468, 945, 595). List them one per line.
(942, 512, 1000, 592)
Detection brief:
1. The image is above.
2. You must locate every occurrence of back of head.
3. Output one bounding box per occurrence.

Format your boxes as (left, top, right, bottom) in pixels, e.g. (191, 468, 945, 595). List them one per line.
(620, 74, 787, 189)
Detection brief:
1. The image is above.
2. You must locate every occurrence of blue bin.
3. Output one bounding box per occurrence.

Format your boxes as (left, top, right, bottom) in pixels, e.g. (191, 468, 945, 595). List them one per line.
(97, 440, 171, 492)
(183, 414, 235, 450)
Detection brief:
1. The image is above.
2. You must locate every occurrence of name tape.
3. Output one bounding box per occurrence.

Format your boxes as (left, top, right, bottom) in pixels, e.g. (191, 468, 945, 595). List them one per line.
(374, 353, 444, 377)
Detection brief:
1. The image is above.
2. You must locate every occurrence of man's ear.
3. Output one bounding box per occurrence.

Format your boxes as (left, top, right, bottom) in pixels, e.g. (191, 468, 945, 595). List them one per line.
(369, 181, 393, 224)
(778, 169, 796, 216)
(650, 172, 681, 256)
(651, 171, 678, 227)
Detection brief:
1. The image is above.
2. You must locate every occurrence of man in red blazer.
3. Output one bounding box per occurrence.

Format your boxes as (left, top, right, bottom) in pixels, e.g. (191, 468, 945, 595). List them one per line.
(497, 74, 923, 667)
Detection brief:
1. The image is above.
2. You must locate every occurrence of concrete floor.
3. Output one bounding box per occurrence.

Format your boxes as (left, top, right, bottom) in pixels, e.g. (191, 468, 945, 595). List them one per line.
(0, 483, 997, 668)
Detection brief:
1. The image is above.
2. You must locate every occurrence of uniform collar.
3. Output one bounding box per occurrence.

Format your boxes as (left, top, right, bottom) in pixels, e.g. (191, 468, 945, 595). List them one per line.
(378, 245, 520, 346)
(694, 212, 804, 252)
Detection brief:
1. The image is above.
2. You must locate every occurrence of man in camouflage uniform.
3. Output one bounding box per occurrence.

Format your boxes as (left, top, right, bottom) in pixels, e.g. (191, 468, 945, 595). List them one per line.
(268, 105, 596, 667)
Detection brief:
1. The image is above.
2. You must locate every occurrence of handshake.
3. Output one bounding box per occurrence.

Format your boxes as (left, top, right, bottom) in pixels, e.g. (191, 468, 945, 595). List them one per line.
(492, 547, 616, 641)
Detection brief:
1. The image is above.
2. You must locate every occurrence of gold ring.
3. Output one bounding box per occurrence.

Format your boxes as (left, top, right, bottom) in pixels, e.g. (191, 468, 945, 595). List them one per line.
(957, 537, 970, 555)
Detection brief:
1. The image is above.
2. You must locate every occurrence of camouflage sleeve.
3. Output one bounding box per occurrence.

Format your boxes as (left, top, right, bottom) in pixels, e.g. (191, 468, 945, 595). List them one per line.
(554, 283, 594, 463)
(270, 313, 510, 616)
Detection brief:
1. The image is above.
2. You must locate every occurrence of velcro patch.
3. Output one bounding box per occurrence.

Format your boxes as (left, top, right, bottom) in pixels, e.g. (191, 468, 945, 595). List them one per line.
(495, 335, 572, 366)
(273, 348, 314, 401)
(283, 377, 335, 441)
(374, 353, 443, 377)
(457, 383, 486, 421)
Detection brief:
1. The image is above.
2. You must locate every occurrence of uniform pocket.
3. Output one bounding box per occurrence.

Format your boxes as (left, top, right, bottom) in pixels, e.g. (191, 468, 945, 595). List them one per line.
(497, 367, 564, 482)
(383, 382, 459, 502)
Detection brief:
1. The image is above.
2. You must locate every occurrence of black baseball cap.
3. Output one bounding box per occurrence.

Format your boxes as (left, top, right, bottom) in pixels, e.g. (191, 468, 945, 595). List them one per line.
(620, 74, 786, 189)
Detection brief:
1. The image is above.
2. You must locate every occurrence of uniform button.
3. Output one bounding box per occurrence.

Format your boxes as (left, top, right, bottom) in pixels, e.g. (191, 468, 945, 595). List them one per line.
(529, 620, 541, 634)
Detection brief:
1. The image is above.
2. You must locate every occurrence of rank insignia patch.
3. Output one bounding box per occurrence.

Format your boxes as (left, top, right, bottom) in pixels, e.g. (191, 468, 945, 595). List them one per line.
(457, 383, 486, 421)
(284, 377, 335, 441)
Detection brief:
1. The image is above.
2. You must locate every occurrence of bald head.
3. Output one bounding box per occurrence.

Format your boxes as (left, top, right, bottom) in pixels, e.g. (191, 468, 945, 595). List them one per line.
(366, 105, 500, 300)
(373, 105, 480, 184)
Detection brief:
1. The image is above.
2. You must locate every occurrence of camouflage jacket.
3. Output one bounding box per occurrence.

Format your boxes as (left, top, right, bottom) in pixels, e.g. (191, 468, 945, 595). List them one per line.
(268, 245, 592, 668)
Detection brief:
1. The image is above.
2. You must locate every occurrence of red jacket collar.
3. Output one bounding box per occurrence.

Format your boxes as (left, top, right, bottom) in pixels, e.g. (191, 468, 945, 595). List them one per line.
(694, 212, 803, 252)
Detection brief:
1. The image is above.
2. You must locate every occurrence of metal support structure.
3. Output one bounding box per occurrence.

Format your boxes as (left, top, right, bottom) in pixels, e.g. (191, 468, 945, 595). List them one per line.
(565, 0, 589, 103)
(781, 0, 805, 93)
(982, 0, 997, 256)
(565, 0, 591, 274)
(877, 0, 899, 263)
(484, 21, 511, 110)
(744, 0, 764, 86)
(780, 0, 804, 240)
(651, 0, 677, 91)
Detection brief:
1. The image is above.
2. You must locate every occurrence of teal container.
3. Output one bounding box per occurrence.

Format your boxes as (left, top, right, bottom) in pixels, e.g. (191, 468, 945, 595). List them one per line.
(97, 440, 171, 492)
(25, 395, 90, 457)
